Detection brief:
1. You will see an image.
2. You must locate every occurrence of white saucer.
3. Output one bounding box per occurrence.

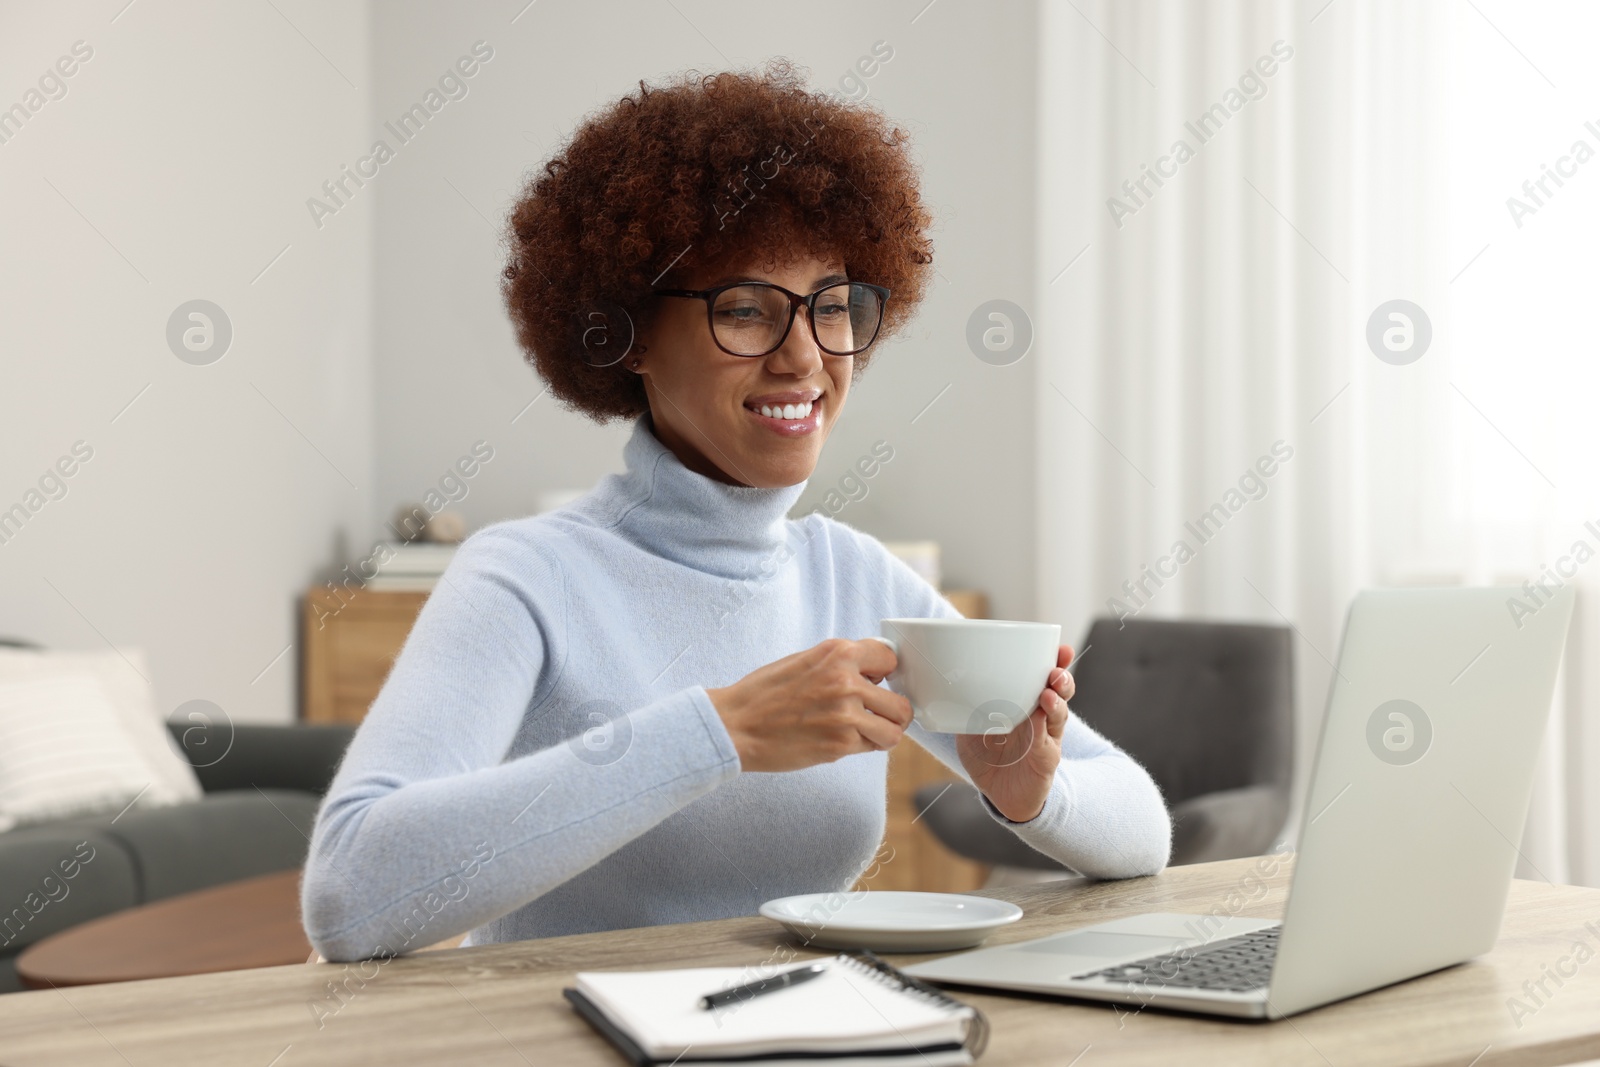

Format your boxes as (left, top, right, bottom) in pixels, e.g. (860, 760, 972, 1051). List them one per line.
(758, 891, 1023, 952)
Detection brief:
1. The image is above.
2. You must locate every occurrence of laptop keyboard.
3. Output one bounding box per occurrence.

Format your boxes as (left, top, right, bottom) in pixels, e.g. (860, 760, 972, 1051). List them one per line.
(1074, 926, 1280, 994)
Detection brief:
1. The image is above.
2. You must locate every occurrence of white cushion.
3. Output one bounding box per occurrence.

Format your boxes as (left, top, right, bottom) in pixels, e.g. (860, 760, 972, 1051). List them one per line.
(0, 649, 203, 828)
(0, 668, 160, 831)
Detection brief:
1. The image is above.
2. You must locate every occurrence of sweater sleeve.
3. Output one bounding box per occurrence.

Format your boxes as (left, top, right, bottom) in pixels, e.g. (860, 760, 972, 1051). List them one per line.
(300, 527, 741, 962)
(828, 520, 1171, 879)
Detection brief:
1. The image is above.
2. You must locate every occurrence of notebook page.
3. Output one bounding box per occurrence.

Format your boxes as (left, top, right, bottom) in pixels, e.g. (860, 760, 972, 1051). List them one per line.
(576, 960, 969, 1058)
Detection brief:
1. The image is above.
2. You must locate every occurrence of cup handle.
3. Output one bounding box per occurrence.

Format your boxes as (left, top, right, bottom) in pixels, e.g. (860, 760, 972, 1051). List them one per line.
(865, 635, 900, 691)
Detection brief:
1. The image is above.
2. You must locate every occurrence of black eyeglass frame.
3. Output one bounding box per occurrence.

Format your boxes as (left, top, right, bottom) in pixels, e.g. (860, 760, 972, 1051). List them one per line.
(651, 280, 892, 358)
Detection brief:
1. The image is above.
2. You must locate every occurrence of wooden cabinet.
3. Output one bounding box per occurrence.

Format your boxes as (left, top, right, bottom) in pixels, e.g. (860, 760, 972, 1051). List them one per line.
(940, 589, 987, 622)
(301, 587, 429, 724)
(300, 585, 990, 892)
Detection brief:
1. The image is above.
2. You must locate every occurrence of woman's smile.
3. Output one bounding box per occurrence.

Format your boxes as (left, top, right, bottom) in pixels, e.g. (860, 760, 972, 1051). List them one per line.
(742, 388, 823, 437)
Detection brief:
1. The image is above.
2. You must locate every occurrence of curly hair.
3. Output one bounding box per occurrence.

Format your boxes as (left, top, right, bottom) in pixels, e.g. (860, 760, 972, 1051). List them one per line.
(500, 59, 935, 423)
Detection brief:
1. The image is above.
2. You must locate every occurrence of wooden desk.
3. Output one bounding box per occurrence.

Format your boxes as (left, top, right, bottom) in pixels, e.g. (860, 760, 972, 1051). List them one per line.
(6, 856, 1600, 1066)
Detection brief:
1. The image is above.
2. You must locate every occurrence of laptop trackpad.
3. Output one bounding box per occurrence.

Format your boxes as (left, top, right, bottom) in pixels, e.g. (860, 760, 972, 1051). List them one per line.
(1019, 931, 1188, 958)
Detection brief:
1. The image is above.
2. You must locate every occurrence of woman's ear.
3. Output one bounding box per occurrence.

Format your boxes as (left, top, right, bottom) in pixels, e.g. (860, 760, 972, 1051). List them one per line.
(629, 342, 649, 372)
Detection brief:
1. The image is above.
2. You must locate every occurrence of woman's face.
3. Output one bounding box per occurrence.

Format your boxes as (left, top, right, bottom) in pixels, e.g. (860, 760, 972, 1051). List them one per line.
(636, 253, 854, 488)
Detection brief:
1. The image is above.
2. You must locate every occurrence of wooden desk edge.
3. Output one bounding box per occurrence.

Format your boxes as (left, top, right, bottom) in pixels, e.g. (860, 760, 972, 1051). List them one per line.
(4, 857, 1600, 1067)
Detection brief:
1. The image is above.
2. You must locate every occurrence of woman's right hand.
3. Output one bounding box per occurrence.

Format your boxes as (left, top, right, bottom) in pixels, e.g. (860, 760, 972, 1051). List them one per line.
(707, 638, 913, 772)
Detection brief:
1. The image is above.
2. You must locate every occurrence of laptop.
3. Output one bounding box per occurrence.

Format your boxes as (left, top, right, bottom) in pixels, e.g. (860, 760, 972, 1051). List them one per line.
(904, 585, 1575, 1020)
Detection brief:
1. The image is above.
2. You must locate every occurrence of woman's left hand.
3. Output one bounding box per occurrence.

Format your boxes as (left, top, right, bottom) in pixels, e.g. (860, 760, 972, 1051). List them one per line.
(955, 645, 1075, 822)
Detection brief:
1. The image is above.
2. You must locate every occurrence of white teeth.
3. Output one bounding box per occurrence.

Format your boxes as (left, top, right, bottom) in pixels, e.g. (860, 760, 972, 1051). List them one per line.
(755, 400, 814, 420)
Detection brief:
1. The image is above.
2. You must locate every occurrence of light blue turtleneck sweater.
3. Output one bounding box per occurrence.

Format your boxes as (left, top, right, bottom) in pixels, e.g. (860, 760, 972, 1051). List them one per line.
(302, 417, 1171, 962)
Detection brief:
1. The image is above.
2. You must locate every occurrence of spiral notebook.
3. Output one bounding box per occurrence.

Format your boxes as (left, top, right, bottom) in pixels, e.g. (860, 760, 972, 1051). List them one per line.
(564, 951, 988, 1066)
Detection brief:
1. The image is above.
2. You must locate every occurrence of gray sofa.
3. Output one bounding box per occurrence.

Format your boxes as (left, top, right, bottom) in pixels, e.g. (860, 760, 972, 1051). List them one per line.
(0, 720, 353, 993)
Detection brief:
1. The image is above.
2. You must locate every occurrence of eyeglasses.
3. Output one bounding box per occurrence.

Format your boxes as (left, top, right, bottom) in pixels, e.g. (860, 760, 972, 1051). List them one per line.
(651, 280, 891, 358)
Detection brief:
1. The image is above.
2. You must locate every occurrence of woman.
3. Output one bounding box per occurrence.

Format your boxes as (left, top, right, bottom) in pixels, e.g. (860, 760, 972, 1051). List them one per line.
(302, 63, 1170, 963)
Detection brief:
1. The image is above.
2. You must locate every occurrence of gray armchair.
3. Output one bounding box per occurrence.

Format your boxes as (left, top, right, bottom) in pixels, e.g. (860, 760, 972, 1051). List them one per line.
(913, 616, 1294, 871)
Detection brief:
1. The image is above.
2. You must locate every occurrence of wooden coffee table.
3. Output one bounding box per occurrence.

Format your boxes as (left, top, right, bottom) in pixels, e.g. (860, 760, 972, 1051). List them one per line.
(16, 867, 310, 988)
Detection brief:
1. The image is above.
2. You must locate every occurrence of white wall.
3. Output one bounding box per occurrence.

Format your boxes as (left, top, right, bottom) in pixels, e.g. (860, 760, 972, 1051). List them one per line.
(369, 0, 1041, 618)
(0, 0, 371, 724)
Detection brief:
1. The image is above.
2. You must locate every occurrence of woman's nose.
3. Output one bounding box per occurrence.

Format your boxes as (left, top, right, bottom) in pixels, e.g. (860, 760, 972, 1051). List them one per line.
(765, 309, 826, 376)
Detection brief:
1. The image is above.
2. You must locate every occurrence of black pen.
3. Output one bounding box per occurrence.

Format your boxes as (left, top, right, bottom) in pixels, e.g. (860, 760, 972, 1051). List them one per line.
(700, 963, 827, 1010)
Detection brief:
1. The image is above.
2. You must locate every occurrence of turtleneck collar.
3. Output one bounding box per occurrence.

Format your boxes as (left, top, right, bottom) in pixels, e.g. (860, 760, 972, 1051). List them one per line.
(581, 414, 809, 579)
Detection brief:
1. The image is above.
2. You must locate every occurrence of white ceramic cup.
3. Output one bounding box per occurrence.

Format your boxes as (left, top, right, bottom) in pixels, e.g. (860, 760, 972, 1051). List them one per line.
(871, 618, 1062, 734)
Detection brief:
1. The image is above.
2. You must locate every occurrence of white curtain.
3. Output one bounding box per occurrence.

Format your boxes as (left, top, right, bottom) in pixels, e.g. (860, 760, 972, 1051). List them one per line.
(1034, 0, 1597, 883)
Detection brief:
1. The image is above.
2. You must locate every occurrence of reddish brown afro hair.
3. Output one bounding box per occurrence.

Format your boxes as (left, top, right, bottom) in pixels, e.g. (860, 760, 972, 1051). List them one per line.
(501, 59, 935, 423)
